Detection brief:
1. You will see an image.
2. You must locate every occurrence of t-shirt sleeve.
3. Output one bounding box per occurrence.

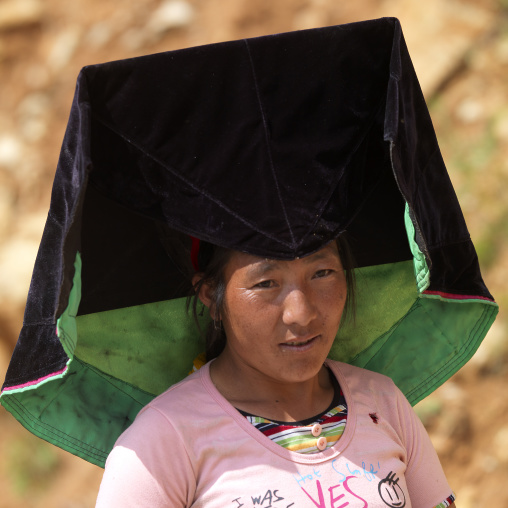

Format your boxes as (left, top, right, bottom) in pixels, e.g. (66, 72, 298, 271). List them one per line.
(95, 406, 196, 507)
(394, 385, 453, 508)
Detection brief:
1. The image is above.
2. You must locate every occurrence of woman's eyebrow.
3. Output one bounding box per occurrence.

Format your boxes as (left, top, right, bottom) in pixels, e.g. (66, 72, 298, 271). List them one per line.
(302, 250, 338, 264)
(246, 260, 280, 278)
(247, 250, 337, 278)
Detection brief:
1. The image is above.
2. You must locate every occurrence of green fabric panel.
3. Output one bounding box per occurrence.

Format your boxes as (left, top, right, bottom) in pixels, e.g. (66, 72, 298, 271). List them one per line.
(0, 357, 153, 468)
(3, 251, 497, 468)
(56, 253, 82, 358)
(404, 203, 430, 292)
(330, 260, 418, 362)
(74, 298, 207, 396)
(4, 297, 496, 468)
(352, 297, 498, 404)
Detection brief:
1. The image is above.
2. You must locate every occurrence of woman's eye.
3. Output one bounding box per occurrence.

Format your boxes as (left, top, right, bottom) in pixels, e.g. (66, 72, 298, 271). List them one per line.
(314, 269, 333, 278)
(254, 280, 275, 288)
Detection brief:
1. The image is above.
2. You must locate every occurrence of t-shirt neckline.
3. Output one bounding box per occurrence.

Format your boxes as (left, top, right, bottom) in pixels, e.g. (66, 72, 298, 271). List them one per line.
(198, 359, 357, 464)
(236, 368, 344, 426)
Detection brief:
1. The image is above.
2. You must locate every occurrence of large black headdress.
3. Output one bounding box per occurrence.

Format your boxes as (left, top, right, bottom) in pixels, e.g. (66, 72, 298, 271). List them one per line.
(1, 17, 497, 467)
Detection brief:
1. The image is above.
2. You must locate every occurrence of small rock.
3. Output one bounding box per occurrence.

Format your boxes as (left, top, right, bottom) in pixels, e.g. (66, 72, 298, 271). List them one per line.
(146, 0, 195, 37)
(0, 0, 43, 31)
(0, 212, 46, 304)
(480, 455, 498, 473)
(85, 22, 113, 50)
(47, 27, 82, 72)
(17, 93, 51, 142)
(456, 98, 483, 124)
(0, 135, 23, 169)
(0, 238, 40, 303)
(435, 380, 465, 403)
(20, 118, 46, 142)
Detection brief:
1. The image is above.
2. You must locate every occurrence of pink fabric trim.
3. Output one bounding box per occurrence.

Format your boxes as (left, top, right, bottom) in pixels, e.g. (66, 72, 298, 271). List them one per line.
(2, 366, 67, 393)
(423, 290, 494, 302)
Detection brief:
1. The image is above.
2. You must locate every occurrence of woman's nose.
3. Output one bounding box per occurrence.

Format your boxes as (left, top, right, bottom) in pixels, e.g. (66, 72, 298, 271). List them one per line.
(282, 288, 317, 326)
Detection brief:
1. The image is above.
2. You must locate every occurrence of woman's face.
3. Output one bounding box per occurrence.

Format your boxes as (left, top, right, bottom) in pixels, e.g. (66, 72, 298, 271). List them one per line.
(205, 242, 347, 386)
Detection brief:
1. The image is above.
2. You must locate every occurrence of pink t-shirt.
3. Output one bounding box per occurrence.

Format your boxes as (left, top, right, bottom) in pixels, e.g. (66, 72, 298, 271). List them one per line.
(96, 360, 451, 507)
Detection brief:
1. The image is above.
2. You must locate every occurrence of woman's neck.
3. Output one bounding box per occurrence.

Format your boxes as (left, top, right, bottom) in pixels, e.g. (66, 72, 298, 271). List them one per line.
(210, 354, 334, 422)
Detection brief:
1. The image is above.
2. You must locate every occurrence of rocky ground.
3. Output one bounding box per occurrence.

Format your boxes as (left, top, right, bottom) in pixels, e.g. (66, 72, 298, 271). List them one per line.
(0, 0, 507, 506)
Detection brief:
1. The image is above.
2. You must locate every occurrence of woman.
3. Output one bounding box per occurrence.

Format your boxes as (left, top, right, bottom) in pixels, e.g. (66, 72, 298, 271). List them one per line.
(1, 18, 493, 507)
(95, 239, 456, 507)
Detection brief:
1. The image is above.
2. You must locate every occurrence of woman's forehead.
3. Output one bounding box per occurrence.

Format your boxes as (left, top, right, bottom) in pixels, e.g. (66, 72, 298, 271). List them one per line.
(226, 243, 341, 276)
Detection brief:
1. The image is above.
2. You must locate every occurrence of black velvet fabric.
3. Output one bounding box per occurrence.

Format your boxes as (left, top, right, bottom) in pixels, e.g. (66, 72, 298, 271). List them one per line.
(2, 17, 492, 389)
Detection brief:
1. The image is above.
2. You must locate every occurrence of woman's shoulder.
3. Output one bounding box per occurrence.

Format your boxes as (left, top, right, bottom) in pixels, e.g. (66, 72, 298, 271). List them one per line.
(326, 360, 415, 433)
(114, 367, 213, 447)
(146, 366, 210, 414)
(327, 359, 396, 384)
(326, 359, 402, 401)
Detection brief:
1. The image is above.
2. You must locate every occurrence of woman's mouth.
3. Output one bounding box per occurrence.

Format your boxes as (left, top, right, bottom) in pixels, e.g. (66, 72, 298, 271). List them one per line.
(280, 335, 319, 351)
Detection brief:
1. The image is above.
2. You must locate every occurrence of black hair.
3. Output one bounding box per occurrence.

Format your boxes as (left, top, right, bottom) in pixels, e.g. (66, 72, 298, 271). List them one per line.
(189, 236, 356, 362)
(188, 245, 232, 360)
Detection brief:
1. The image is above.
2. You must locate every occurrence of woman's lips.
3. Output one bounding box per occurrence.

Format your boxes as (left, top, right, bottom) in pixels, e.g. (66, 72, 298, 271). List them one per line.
(279, 335, 319, 352)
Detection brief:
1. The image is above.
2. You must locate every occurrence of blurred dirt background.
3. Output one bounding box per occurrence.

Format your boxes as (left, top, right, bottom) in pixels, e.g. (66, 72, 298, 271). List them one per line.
(0, 0, 507, 506)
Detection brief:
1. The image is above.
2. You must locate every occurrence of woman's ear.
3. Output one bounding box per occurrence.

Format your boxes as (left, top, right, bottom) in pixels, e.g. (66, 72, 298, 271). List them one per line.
(192, 273, 214, 310)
